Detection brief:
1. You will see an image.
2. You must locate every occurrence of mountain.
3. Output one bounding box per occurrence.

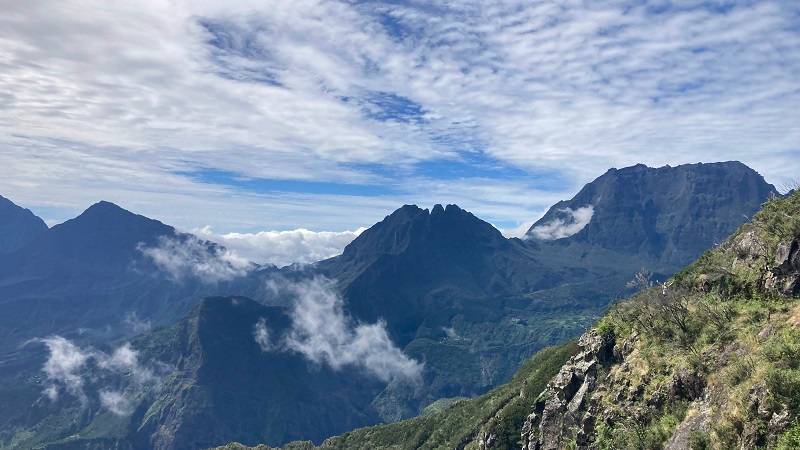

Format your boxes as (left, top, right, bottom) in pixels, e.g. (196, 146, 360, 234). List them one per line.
(0, 297, 387, 450)
(0, 195, 47, 254)
(527, 161, 777, 270)
(311, 162, 778, 421)
(223, 183, 800, 450)
(0, 161, 783, 449)
(0, 201, 270, 355)
(316, 204, 590, 420)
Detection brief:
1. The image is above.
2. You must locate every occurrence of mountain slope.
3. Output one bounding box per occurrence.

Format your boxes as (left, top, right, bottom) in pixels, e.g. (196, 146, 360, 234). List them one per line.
(225, 183, 800, 450)
(0, 195, 47, 254)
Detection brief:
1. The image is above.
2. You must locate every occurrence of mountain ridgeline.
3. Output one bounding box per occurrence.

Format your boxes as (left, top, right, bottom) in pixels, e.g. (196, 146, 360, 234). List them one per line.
(221, 181, 800, 450)
(0, 162, 783, 449)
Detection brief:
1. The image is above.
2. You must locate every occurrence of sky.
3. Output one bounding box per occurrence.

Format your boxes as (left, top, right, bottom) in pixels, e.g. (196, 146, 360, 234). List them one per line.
(1, 0, 799, 264)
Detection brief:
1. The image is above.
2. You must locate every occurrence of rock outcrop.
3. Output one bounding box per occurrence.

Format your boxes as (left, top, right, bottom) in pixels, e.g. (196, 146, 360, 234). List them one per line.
(765, 239, 800, 295)
(520, 331, 615, 450)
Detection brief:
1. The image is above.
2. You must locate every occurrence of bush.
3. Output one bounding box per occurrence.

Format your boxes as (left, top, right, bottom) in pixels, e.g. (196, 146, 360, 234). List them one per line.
(777, 422, 800, 450)
(688, 431, 710, 450)
(766, 368, 800, 410)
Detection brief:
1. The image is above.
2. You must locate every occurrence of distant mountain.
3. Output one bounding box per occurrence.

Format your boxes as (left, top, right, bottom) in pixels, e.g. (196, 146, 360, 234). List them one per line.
(0, 195, 47, 253)
(527, 161, 777, 270)
(0, 201, 270, 355)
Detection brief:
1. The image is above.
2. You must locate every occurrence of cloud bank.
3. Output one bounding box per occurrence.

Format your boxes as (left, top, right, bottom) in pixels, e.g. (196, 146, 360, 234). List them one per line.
(193, 226, 365, 267)
(282, 277, 422, 383)
(138, 234, 253, 282)
(529, 206, 594, 240)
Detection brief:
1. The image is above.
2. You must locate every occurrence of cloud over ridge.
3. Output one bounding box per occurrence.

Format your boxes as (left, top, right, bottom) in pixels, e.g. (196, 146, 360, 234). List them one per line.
(529, 206, 594, 240)
(281, 277, 422, 383)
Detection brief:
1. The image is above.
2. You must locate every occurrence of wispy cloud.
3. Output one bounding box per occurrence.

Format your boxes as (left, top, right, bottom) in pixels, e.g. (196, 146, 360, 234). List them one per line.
(37, 337, 163, 415)
(529, 206, 594, 240)
(253, 317, 274, 352)
(138, 233, 253, 282)
(282, 277, 422, 383)
(1, 0, 797, 232)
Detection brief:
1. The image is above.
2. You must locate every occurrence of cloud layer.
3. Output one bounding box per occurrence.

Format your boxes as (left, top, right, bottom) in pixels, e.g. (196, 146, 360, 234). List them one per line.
(1, 1, 798, 232)
(281, 277, 422, 383)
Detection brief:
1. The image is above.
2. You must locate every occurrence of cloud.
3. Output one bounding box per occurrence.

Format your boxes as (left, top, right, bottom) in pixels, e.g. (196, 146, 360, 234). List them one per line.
(39, 336, 91, 400)
(96, 342, 155, 385)
(123, 312, 152, 335)
(499, 220, 536, 239)
(283, 277, 422, 383)
(529, 206, 594, 240)
(99, 390, 135, 416)
(37, 337, 163, 415)
(193, 226, 366, 266)
(253, 318, 273, 352)
(138, 234, 253, 282)
(1, 0, 798, 233)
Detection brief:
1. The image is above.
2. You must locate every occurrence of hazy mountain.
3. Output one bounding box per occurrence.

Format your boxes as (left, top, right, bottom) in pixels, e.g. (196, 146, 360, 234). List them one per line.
(0, 195, 47, 254)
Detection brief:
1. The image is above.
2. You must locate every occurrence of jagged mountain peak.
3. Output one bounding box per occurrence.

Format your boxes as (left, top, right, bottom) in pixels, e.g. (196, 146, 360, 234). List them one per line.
(339, 203, 505, 262)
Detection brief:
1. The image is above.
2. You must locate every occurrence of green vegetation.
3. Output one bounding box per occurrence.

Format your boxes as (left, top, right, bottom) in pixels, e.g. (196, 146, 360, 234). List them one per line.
(571, 192, 800, 449)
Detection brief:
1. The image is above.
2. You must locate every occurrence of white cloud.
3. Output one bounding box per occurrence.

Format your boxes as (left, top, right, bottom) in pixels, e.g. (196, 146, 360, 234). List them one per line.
(123, 312, 152, 335)
(99, 390, 135, 416)
(138, 234, 253, 282)
(96, 342, 155, 385)
(193, 226, 365, 266)
(499, 220, 536, 239)
(284, 277, 422, 383)
(253, 318, 273, 352)
(39, 336, 91, 401)
(0, 0, 797, 232)
(529, 206, 594, 240)
(37, 337, 162, 414)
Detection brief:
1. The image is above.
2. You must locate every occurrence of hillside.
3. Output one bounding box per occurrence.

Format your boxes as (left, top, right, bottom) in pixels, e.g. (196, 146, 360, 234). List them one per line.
(220, 191, 800, 449)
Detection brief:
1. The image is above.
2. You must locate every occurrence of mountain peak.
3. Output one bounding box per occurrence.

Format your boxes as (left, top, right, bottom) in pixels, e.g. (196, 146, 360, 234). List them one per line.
(0, 194, 48, 253)
(526, 161, 777, 268)
(339, 203, 504, 261)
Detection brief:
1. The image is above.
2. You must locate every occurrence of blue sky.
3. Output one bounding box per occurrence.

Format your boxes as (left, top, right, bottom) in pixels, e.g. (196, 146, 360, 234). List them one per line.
(1, 0, 799, 263)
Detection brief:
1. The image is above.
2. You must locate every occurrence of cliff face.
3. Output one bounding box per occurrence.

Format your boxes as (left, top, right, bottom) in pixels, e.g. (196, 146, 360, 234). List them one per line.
(520, 192, 800, 450)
